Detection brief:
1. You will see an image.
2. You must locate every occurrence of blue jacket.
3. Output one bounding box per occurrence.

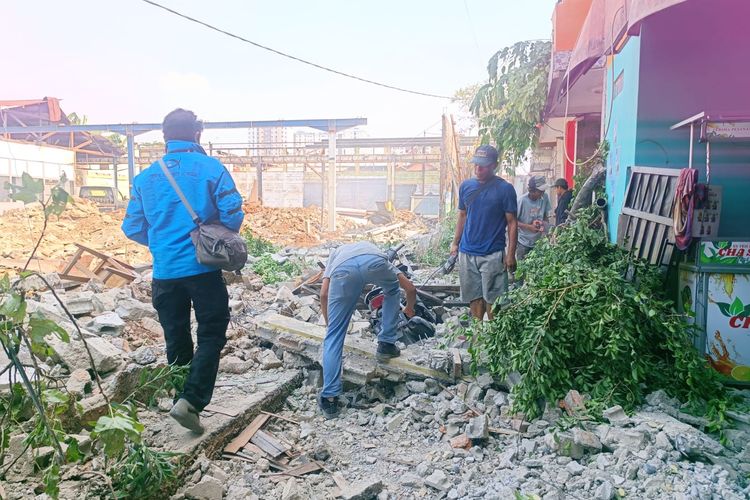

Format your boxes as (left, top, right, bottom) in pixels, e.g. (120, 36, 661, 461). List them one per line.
(122, 140, 244, 279)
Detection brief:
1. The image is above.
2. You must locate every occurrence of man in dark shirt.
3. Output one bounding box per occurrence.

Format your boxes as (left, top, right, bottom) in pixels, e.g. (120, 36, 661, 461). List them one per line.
(553, 178, 573, 226)
(450, 145, 518, 321)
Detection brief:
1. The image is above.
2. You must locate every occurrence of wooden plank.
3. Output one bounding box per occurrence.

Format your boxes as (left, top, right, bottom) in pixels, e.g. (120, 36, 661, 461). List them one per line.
(452, 348, 462, 379)
(266, 461, 323, 482)
(650, 224, 667, 265)
(261, 411, 299, 425)
(242, 443, 265, 456)
(416, 284, 461, 294)
(61, 247, 85, 275)
(630, 166, 682, 176)
(250, 430, 290, 458)
(363, 221, 405, 236)
(620, 208, 673, 227)
(224, 413, 271, 454)
(653, 175, 670, 217)
(640, 221, 656, 262)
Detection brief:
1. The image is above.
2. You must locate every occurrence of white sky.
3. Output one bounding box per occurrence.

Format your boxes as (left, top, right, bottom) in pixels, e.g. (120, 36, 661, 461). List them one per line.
(4, 0, 556, 142)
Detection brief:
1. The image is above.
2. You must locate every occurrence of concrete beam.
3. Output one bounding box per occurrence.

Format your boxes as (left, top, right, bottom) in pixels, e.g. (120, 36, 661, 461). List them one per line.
(254, 313, 457, 385)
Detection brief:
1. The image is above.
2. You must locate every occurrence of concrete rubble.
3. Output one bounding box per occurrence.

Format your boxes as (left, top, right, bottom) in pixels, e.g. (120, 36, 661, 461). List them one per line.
(2, 241, 750, 499)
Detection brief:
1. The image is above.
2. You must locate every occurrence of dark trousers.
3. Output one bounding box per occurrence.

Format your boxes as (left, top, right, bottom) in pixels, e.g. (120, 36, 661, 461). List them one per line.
(151, 271, 229, 411)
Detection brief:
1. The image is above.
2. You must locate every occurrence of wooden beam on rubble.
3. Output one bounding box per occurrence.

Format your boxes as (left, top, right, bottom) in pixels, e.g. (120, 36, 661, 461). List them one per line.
(254, 313, 456, 384)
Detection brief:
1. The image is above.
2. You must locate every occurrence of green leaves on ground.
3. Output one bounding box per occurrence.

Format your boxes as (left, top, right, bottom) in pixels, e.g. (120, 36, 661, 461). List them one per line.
(134, 363, 189, 406)
(252, 254, 301, 285)
(111, 444, 179, 499)
(91, 405, 144, 458)
(418, 210, 457, 266)
(466, 207, 728, 422)
(243, 230, 277, 257)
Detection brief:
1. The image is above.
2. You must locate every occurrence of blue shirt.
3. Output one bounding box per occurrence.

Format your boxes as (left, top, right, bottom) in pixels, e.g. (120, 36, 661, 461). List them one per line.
(121, 140, 244, 279)
(458, 176, 517, 256)
(323, 241, 399, 278)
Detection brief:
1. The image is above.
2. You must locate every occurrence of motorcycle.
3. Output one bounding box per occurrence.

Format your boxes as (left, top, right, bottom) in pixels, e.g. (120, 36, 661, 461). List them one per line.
(363, 243, 438, 345)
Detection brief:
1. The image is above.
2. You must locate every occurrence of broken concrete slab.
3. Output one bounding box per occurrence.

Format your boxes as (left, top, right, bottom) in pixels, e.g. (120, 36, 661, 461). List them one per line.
(139, 369, 302, 459)
(47, 334, 123, 374)
(254, 313, 459, 385)
(91, 287, 133, 314)
(86, 311, 125, 336)
(132, 345, 157, 365)
(61, 291, 96, 316)
(220, 355, 253, 374)
(65, 368, 92, 397)
(114, 298, 157, 321)
(185, 475, 224, 500)
(603, 405, 630, 426)
(340, 478, 384, 500)
(424, 469, 451, 491)
(257, 349, 283, 370)
(572, 427, 602, 452)
(466, 414, 489, 440)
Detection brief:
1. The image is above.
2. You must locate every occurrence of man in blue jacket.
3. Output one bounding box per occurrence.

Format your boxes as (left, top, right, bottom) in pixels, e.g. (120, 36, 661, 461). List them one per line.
(122, 108, 244, 434)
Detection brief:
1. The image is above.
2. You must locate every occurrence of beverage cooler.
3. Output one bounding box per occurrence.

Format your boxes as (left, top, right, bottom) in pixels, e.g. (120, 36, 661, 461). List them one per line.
(678, 240, 750, 384)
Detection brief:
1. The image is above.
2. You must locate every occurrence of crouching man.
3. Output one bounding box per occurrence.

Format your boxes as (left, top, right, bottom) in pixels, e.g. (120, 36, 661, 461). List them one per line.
(318, 241, 417, 419)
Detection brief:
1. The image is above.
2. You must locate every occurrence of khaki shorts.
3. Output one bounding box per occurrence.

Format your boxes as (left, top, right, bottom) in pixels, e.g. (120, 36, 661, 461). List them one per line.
(458, 250, 507, 305)
(516, 244, 533, 261)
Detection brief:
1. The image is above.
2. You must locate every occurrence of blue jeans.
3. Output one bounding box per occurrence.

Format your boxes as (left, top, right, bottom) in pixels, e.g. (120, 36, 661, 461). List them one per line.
(321, 254, 401, 398)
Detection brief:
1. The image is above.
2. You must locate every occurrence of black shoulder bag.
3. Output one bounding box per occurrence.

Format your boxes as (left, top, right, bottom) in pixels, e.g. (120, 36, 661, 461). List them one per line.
(158, 158, 248, 272)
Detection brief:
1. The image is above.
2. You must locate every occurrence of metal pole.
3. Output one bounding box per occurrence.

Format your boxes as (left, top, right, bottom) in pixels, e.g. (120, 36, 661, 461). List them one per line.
(688, 123, 694, 169)
(113, 156, 119, 195)
(126, 127, 135, 185)
(327, 127, 337, 231)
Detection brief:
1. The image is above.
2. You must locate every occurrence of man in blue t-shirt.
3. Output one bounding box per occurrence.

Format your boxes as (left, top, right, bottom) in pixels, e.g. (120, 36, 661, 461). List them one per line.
(450, 145, 518, 320)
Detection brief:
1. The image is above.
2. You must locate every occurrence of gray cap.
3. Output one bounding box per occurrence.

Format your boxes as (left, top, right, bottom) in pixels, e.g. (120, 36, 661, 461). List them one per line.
(528, 175, 548, 191)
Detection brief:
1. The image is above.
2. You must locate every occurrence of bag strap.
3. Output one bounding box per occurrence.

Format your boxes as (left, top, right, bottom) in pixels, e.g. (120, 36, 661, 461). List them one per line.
(465, 176, 501, 209)
(157, 158, 203, 225)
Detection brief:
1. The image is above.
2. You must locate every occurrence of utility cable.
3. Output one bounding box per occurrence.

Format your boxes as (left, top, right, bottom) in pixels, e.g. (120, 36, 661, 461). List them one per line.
(140, 0, 452, 100)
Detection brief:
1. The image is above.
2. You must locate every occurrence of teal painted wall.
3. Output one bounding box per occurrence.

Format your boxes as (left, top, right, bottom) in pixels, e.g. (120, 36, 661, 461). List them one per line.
(603, 37, 641, 240)
(605, 0, 750, 240)
(634, 1, 750, 237)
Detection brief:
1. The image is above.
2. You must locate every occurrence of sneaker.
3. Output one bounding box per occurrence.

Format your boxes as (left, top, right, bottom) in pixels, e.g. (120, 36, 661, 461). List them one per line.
(317, 394, 340, 419)
(376, 341, 401, 361)
(169, 398, 205, 434)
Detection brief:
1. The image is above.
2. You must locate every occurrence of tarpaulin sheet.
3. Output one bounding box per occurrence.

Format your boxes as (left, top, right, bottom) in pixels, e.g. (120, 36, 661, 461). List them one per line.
(564, 0, 687, 88)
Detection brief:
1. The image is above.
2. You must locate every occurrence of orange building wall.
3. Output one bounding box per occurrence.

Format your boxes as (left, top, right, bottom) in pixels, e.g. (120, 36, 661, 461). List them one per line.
(552, 0, 594, 52)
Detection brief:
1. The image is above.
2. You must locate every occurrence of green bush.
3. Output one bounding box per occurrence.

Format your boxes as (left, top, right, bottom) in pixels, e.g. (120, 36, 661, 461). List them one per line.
(420, 211, 457, 266)
(466, 207, 731, 424)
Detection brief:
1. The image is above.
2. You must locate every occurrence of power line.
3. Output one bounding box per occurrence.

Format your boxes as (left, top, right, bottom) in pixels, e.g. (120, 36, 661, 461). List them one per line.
(140, 0, 452, 100)
(462, 0, 484, 66)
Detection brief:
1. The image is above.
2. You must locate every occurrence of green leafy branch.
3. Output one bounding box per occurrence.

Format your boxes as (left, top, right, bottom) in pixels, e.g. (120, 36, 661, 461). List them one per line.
(0, 175, 179, 498)
(5, 172, 72, 272)
(470, 40, 552, 172)
(465, 207, 733, 428)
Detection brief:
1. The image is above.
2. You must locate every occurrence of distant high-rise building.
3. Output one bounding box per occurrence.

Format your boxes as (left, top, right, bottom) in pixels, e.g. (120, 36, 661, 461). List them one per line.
(247, 126, 288, 156)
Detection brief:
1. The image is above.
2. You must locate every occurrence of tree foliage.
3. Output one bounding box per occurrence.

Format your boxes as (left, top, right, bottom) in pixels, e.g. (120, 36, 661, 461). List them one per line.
(470, 40, 551, 171)
(465, 207, 734, 425)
